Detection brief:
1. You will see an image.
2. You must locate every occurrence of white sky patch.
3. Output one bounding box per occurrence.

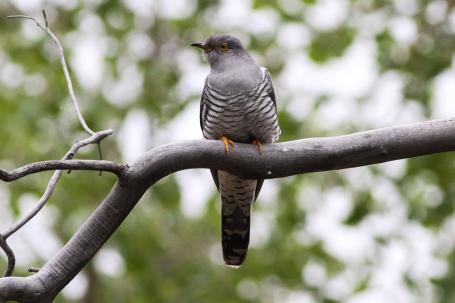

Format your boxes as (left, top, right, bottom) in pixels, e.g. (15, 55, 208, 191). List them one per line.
(250, 211, 274, 247)
(7, 194, 62, 266)
(302, 259, 327, 288)
(352, 10, 388, 37)
(71, 35, 106, 91)
(425, 0, 448, 25)
(424, 184, 444, 208)
(359, 71, 405, 128)
(278, 0, 303, 16)
(61, 272, 88, 301)
(102, 63, 144, 107)
(377, 159, 407, 179)
(0, 61, 24, 89)
(403, 223, 447, 280)
(370, 176, 403, 208)
(246, 8, 280, 38)
(20, 20, 46, 43)
(285, 93, 314, 121)
(208, 243, 224, 266)
(211, 0, 252, 29)
(175, 49, 209, 100)
(0, 184, 12, 229)
(285, 291, 316, 303)
(368, 241, 417, 303)
(376, 242, 409, 277)
(397, 100, 424, 124)
(431, 67, 455, 118)
(80, 0, 102, 8)
(277, 23, 312, 51)
(68, 12, 107, 91)
(323, 225, 375, 265)
(237, 278, 259, 300)
(11, 0, 43, 12)
(438, 215, 455, 255)
(107, 10, 129, 30)
(157, 0, 196, 20)
(122, 0, 156, 18)
(324, 271, 361, 300)
(362, 210, 406, 240)
(24, 73, 47, 96)
(117, 109, 151, 163)
(278, 38, 377, 99)
(127, 32, 155, 60)
(389, 17, 418, 46)
(94, 247, 126, 277)
(43, 0, 79, 9)
(316, 97, 358, 131)
(393, 0, 419, 16)
(296, 183, 323, 212)
(76, 10, 105, 35)
(304, 0, 348, 31)
(341, 167, 375, 192)
(304, 187, 377, 264)
(176, 170, 213, 219)
(347, 289, 408, 303)
(256, 179, 280, 209)
(150, 101, 201, 146)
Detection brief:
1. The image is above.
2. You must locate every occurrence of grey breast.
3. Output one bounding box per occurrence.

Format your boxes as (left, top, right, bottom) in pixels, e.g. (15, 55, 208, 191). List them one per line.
(201, 68, 281, 144)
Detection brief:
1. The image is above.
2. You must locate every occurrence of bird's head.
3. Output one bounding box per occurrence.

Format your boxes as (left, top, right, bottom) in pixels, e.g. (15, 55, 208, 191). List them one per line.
(191, 34, 248, 69)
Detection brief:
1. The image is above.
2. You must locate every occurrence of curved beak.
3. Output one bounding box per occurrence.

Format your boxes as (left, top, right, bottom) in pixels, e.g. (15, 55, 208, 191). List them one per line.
(191, 42, 209, 52)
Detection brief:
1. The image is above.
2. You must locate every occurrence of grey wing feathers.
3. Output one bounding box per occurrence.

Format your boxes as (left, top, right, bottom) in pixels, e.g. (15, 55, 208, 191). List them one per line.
(253, 68, 277, 202)
(263, 68, 277, 111)
(199, 79, 209, 131)
(200, 80, 219, 192)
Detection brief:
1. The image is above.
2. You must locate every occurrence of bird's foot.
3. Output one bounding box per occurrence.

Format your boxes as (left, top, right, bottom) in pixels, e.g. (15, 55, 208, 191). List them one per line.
(252, 139, 263, 155)
(219, 136, 235, 153)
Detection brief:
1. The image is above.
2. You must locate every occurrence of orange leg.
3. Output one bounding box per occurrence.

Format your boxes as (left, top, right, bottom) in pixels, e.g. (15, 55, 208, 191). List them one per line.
(219, 136, 235, 153)
(252, 139, 263, 155)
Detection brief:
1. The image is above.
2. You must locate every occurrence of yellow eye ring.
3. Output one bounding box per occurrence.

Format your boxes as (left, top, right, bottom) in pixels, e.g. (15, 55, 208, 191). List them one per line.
(219, 42, 229, 51)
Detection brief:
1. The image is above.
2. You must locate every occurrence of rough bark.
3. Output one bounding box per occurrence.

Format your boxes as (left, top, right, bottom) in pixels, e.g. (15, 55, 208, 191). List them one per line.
(0, 117, 454, 302)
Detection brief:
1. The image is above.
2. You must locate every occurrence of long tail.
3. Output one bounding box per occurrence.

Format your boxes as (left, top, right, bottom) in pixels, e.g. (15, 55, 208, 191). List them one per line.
(218, 170, 257, 267)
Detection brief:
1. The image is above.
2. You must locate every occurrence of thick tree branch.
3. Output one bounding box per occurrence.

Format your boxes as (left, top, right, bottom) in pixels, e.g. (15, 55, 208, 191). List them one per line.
(131, 117, 455, 182)
(0, 117, 454, 302)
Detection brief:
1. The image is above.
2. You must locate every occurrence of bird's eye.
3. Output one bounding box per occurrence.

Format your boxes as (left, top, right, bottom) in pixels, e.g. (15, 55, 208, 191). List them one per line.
(219, 42, 229, 51)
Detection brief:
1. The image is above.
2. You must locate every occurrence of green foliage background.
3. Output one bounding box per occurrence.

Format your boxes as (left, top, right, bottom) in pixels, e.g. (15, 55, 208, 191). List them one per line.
(0, 0, 455, 302)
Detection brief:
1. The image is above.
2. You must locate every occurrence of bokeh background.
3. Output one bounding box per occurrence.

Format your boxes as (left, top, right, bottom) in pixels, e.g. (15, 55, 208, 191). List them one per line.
(1, 0, 455, 302)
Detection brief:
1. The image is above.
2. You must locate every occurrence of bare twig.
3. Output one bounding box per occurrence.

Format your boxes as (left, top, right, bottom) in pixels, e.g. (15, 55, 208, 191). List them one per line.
(0, 159, 124, 182)
(8, 11, 94, 135)
(1, 10, 118, 280)
(0, 235, 15, 277)
(97, 143, 103, 176)
(42, 9, 48, 28)
(64, 129, 113, 159)
(28, 267, 40, 273)
(0, 130, 118, 240)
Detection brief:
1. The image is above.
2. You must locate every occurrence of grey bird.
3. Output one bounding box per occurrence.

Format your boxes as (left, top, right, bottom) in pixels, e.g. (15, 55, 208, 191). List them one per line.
(191, 34, 280, 267)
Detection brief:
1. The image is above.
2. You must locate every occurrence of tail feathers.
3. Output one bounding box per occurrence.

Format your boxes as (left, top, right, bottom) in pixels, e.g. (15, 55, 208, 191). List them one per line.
(218, 170, 256, 267)
(222, 206, 251, 267)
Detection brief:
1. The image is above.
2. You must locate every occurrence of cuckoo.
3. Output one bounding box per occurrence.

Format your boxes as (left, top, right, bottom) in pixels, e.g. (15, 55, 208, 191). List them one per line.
(192, 34, 281, 267)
